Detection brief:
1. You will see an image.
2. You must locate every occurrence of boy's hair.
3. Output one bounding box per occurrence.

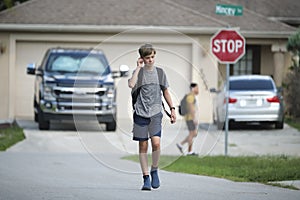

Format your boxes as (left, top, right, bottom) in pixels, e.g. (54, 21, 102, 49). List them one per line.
(139, 43, 156, 58)
(190, 83, 198, 89)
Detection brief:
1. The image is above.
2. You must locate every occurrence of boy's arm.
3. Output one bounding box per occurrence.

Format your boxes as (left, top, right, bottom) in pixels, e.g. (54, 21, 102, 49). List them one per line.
(128, 58, 143, 88)
(128, 68, 140, 88)
(163, 89, 176, 123)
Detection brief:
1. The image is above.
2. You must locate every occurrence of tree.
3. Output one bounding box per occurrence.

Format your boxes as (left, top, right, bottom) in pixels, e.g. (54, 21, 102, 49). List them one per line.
(285, 29, 300, 118)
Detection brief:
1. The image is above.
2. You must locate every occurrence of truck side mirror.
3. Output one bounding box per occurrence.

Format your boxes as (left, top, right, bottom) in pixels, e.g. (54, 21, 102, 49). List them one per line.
(119, 65, 129, 77)
(27, 63, 36, 75)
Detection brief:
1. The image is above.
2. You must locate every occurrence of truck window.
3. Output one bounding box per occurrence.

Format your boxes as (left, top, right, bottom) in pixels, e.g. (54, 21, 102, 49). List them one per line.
(46, 52, 110, 75)
(80, 56, 106, 74)
(52, 56, 78, 72)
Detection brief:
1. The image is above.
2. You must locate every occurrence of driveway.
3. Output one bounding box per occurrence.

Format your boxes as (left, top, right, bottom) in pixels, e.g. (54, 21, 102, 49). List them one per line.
(0, 119, 299, 200)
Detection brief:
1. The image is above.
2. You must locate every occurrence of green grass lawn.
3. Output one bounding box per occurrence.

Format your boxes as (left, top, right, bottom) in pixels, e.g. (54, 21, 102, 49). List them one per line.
(163, 155, 300, 182)
(123, 155, 300, 189)
(0, 124, 25, 151)
(286, 117, 300, 131)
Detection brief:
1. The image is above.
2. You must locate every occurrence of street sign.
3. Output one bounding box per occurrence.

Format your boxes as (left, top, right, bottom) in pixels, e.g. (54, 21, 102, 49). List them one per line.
(215, 4, 243, 16)
(210, 29, 245, 64)
(214, 6, 244, 157)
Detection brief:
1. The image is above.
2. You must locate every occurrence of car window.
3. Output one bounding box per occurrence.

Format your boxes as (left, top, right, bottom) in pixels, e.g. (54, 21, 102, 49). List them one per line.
(230, 79, 274, 91)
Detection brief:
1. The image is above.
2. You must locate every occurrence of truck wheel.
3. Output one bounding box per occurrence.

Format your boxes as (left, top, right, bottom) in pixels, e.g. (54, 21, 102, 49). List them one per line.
(106, 120, 116, 131)
(34, 102, 38, 122)
(34, 111, 38, 122)
(38, 107, 50, 130)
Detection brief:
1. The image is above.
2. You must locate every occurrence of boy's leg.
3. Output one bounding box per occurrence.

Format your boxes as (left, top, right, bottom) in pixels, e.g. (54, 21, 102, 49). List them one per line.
(150, 136, 161, 189)
(139, 140, 149, 175)
(187, 129, 198, 153)
(139, 140, 151, 190)
(151, 136, 160, 169)
(178, 120, 193, 147)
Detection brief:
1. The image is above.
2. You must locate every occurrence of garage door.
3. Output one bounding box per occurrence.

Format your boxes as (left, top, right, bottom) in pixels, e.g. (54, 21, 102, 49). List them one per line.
(15, 41, 192, 120)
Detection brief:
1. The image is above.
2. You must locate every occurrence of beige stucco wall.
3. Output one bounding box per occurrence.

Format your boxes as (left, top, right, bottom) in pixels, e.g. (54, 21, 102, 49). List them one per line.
(0, 33, 10, 123)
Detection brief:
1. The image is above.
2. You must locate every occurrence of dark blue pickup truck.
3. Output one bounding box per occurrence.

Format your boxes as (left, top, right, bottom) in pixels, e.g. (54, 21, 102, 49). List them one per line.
(27, 47, 128, 131)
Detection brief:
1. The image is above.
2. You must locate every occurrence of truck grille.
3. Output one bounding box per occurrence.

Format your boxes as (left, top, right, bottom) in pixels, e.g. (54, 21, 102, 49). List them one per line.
(52, 86, 113, 112)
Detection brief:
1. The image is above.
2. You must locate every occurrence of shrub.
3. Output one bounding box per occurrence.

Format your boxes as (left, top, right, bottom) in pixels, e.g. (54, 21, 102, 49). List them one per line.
(285, 29, 300, 118)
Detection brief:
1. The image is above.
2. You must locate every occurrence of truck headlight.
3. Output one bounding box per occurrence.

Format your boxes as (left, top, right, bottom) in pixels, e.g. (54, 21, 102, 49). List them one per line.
(106, 86, 115, 98)
(43, 85, 55, 101)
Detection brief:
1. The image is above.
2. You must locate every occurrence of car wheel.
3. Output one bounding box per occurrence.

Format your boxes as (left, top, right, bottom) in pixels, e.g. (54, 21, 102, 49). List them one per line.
(275, 120, 284, 129)
(106, 120, 116, 131)
(38, 107, 50, 130)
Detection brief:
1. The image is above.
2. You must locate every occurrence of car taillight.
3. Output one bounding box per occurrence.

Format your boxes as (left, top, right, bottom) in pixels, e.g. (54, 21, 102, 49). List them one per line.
(224, 97, 237, 104)
(229, 97, 237, 103)
(267, 96, 280, 103)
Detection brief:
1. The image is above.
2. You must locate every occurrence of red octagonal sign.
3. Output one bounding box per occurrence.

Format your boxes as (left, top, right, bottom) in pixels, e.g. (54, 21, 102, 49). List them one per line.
(210, 29, 245, 64)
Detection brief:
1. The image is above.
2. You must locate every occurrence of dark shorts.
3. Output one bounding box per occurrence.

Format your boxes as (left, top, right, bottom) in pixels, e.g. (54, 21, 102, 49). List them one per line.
(186, 120, 196, 131)
(132, 112, 163, 141)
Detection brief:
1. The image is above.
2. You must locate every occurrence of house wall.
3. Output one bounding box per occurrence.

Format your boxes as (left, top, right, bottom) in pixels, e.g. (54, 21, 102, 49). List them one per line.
(0, 33, 10, 123)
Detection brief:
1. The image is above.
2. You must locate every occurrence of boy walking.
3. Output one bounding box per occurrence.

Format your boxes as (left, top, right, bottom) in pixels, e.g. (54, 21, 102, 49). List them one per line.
(128, 44, 176, 190)
(176, 83, 199, 155)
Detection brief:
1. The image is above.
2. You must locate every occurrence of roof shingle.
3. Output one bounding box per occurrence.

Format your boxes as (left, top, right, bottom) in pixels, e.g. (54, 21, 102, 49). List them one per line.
(0, 0, 297, 34)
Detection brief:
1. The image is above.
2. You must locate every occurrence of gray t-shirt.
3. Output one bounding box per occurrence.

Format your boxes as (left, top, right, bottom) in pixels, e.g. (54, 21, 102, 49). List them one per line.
(134, 66, 169, 118)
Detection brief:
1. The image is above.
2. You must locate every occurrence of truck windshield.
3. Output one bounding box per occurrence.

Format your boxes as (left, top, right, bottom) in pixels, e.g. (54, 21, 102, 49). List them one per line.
(46, 52, 111, 75)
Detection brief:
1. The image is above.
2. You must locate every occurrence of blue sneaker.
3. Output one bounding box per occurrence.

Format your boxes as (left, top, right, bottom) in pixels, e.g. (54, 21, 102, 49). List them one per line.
(150, 170, 160, 189)
(141, 175, 151, 191)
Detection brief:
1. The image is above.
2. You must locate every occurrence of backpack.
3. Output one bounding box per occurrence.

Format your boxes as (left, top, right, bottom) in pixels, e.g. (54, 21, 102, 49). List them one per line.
(178, 94, 188, 116)
(131, 67, 165, 110)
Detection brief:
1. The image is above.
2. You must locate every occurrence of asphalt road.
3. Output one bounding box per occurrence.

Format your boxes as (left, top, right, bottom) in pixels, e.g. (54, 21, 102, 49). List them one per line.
(0, 119, 299, 200)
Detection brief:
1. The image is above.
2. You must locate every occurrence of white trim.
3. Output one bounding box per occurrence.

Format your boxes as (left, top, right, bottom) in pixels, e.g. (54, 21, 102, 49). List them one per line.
(0, 24, 296, 38)
(10, 32, 195, 45)
(0, 24, 220, 34)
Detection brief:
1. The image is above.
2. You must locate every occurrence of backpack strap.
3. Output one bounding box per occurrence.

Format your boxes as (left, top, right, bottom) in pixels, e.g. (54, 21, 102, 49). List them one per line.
(156, 67, 165, 91)
(156, 67, 172, 118)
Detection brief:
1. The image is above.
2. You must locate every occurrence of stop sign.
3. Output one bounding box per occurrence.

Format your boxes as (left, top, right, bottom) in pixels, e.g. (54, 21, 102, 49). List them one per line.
(210, 29, 245, 63)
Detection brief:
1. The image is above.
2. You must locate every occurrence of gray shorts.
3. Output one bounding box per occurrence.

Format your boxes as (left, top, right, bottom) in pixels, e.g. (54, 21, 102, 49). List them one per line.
(186, 120, 196, 131)
(132, 112, 163, 141)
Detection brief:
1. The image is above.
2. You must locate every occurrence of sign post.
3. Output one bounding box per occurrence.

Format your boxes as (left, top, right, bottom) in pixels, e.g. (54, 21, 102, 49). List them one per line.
(210, 29, 245, 156)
